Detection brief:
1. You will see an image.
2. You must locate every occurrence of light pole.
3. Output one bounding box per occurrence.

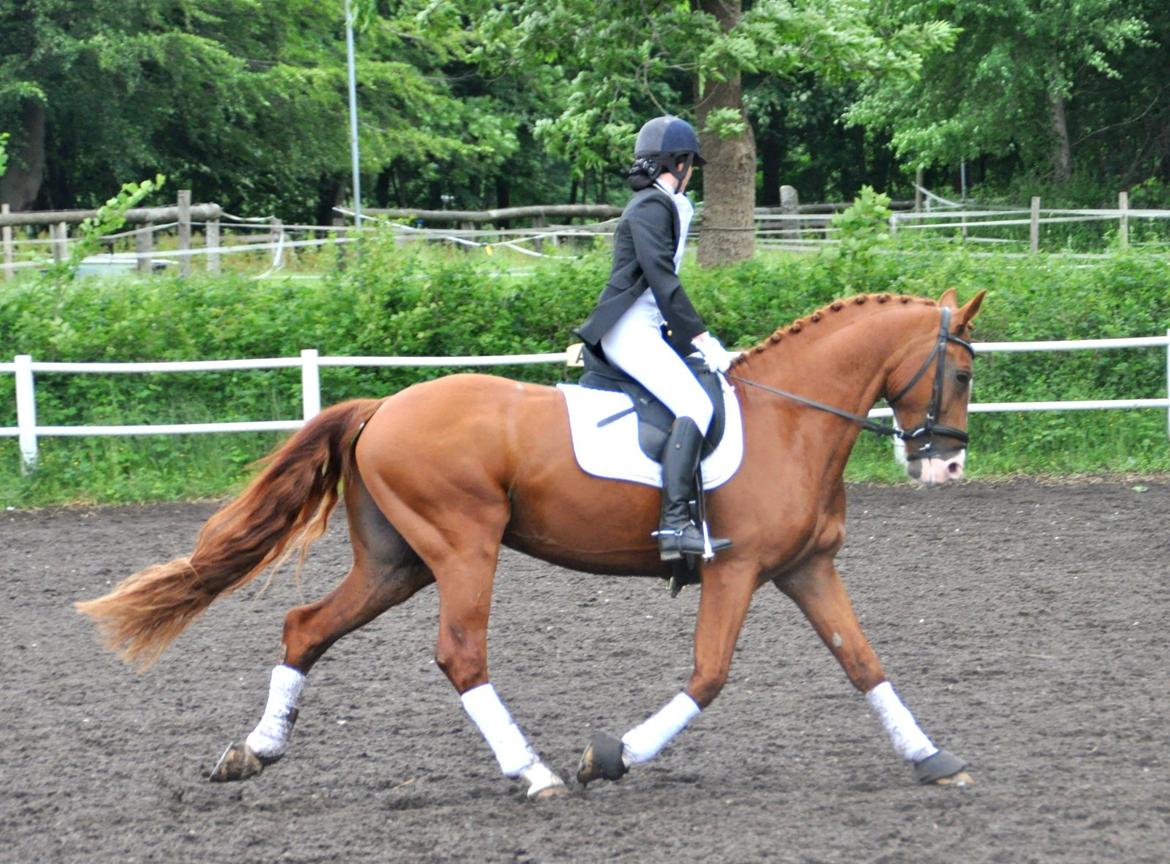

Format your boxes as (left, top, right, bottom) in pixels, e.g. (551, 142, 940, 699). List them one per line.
(345, 0, 362, 225)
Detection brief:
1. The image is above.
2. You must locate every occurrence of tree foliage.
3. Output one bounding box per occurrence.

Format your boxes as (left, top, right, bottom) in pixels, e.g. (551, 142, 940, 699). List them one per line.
(848, 0, 1157, 187)
(0, 0, 1168, 228)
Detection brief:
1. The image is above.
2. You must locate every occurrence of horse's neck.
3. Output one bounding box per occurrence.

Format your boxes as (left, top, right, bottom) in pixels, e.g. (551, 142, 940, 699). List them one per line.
(736, 302, 933, 471)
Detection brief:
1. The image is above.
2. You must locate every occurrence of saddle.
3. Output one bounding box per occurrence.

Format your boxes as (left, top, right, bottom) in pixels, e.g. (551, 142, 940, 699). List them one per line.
(575, 342, 729, 596)
(576, 343, 727, 462)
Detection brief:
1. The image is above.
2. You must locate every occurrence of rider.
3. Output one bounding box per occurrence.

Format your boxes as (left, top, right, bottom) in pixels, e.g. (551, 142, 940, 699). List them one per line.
(576, 115, 734, 562)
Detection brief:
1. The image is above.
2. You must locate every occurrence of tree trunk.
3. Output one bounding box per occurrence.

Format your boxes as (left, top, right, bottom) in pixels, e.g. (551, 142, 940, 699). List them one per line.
(695, 0, 755, 267)
(1049, 92, 1073, 184)
(0, 100, 46, 210)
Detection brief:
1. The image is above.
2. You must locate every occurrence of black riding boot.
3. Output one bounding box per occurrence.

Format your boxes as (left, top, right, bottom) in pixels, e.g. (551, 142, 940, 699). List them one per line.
(655, 417, 732, 561)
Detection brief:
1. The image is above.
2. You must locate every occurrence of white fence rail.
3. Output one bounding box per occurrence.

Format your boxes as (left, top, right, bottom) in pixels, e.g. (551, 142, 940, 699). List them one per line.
(3, 336, 1169, 472)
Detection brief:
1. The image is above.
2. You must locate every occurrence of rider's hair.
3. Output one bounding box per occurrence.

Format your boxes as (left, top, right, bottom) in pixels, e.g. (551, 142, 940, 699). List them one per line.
(626, 154, 689, 191)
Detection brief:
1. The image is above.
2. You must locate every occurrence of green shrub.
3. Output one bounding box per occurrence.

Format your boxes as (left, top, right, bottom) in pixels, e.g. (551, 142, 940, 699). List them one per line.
(1, 231, 1167, 505)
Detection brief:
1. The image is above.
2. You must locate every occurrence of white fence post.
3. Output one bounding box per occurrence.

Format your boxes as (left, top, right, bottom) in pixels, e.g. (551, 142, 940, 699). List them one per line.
(301, 349, 321, 420)
(1118, 190, 1129, 250)
(1030, 197, 1040, 253)
(15, 354, 38, 473)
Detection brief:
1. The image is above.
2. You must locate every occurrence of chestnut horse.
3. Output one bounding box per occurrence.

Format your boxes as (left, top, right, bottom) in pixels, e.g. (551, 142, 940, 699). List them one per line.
(77, 288, 984, 799)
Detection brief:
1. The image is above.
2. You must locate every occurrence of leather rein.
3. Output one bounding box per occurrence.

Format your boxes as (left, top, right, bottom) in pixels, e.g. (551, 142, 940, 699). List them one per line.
(726, 307, 976, 458)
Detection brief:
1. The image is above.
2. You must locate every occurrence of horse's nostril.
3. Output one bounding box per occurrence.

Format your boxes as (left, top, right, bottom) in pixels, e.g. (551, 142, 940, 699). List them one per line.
(948, 461, 961, 474)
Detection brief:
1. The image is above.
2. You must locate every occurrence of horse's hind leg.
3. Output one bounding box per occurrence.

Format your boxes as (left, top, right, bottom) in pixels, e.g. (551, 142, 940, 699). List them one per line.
(211, 474, 433, 782)
(426, 541, 569, 800)
(775, 556, 972, 786)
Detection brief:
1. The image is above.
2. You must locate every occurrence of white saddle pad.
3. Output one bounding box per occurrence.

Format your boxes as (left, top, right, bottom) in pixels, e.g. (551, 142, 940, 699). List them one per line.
(556, 382, 744, 489)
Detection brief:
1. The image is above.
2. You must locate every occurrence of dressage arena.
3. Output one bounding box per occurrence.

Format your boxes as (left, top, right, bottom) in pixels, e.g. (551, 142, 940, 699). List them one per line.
(3, 478, 1167, 863)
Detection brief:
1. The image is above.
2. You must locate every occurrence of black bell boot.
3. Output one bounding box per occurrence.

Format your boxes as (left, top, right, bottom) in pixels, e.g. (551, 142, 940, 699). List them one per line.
(655, 417, 732, 561)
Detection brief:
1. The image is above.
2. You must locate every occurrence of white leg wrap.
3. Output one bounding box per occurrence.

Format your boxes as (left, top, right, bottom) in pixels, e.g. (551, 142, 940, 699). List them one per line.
(461, 683, 538, 777)
(245, 665, 306, 760)
(866, 681, 938, 763)
(621, 692, 701, 765)
(518, 760, 566, 798)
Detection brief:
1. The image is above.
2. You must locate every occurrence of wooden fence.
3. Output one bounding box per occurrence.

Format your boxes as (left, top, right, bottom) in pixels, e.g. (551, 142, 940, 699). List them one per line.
(0, 191, 310, 279)
(4, 189, 1169, 279)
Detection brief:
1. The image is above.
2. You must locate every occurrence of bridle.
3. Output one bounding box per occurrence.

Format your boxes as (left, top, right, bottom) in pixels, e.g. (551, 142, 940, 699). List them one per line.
(726, 307, 976, 459)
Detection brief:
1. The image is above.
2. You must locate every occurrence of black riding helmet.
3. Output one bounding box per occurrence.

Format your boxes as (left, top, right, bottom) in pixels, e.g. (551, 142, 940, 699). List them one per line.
(627, 115, 705, 190)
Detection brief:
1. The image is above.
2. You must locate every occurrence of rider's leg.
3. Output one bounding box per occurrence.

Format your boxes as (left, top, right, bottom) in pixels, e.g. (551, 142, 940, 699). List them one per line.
(601, 307, 729, 560)
(600, 302, 713, 432)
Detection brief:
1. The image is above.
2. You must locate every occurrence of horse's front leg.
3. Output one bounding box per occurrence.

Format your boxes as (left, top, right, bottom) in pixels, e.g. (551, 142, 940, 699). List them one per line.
(775, 558, 972, 786)
(578, 561, 758, 785)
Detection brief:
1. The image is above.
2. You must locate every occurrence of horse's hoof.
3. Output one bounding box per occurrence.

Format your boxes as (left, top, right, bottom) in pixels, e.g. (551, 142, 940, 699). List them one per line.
(914, 749, 970, 786)
(530, 783, 570, 801)
(577, 732, 628, 785)
(934, 769, 974, 787)
(520, 760, 568, 800)
(209, 741, 266, 782)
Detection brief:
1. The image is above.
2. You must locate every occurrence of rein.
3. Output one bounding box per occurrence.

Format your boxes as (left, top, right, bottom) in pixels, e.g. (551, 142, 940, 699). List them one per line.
(726, 307, 976, 456)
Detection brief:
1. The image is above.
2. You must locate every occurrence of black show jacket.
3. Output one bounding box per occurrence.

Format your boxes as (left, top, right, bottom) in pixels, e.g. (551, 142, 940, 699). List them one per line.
(575, 186, 706, 356)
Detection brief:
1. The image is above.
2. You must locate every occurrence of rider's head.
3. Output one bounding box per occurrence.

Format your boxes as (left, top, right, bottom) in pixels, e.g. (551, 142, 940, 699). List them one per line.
(627, 115, 705, 192)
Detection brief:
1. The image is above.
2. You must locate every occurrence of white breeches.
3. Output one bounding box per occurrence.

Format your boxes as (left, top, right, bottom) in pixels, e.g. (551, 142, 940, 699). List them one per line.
(600, 293, 713, 434)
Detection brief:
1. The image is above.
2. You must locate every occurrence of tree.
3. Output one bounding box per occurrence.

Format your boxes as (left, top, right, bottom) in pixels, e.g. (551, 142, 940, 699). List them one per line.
(483, 0, 956, 265)
(848, 0, 1150, 185)
(0, 1, 536, 220)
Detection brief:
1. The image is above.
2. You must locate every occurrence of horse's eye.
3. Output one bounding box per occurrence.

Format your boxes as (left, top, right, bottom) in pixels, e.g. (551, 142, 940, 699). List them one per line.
(955, 370, 972, 387)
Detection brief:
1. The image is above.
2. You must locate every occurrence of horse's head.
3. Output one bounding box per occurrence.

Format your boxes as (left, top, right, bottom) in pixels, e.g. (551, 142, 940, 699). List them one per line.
(886, 289, 985, 486)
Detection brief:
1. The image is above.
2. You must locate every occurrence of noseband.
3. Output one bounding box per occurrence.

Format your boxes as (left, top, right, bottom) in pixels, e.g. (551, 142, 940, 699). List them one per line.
(727, 306, 976, 458)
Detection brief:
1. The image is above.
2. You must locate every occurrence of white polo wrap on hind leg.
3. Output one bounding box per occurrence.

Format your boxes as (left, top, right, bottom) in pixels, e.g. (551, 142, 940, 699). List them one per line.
(460, 683, 538, 776)
(866, 681, 938, 763)
(621, 692, 701, 765)
(245, 664, 305, 759)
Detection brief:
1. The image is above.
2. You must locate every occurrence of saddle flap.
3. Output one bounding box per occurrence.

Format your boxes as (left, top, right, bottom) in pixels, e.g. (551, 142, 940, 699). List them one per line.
(556, 383, 744, 491)
(577, 343, 726, 462)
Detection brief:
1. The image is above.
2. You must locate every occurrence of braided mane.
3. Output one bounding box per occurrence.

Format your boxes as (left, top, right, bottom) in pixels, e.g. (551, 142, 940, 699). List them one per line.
(730, 292, 937, 369)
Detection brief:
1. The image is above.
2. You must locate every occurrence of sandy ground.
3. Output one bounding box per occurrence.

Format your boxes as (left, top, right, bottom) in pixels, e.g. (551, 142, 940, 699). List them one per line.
(2, 479, 1169, 863)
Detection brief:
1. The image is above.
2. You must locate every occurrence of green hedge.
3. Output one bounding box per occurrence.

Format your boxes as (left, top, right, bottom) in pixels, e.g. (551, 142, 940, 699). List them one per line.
(2, 233, 1168, 505)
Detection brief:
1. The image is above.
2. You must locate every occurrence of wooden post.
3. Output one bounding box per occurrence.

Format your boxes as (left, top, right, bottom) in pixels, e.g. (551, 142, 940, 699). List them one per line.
(2, 204, 13, 280)
(136, 223, 153, 273)
(177, 189, 192, 277)
(532, 213, 545, 254)
(270, 218, 284, 269)
(51, 221, 68, 263)
(206, 217, 221, 273)
(779, 184, 801, 241)
(1030, 196, 1041, 254)
(1118, 190, 1129, 250)
(914, 168, 924, 212)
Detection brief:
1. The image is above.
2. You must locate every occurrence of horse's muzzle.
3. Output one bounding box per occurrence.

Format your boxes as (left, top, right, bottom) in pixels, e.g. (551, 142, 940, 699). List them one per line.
(905, 449, 966, 486)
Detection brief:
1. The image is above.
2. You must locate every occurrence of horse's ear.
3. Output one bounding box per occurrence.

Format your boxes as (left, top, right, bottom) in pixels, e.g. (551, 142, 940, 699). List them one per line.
(958, 290, 986, 328)
(938, 288, 959, 309)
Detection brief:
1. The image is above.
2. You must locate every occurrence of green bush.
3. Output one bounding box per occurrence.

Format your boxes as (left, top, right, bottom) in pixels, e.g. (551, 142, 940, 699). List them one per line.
(1, 231, 1168, 505)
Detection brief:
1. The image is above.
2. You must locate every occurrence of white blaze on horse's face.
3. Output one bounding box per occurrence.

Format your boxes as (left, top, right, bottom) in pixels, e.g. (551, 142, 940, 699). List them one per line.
(905, 449, 967, 486)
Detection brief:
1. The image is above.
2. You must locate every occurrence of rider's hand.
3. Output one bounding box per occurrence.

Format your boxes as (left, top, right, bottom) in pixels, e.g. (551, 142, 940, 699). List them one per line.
(693, 332, 735, 373)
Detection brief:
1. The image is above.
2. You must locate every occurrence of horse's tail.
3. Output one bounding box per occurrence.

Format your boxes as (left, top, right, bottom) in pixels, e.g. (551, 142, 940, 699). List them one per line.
(75, 397, 384, 670)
